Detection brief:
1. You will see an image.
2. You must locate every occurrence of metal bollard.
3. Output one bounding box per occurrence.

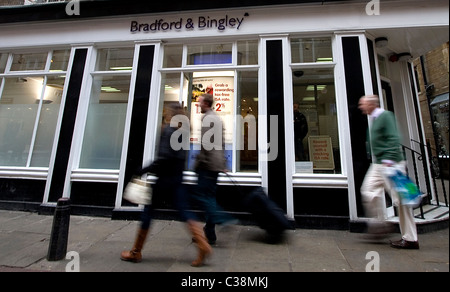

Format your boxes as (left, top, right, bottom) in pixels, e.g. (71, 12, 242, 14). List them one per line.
(47, 197, 71, 261)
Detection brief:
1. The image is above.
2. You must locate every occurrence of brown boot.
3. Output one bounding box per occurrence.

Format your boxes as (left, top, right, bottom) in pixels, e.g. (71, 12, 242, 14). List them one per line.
(120, 228, 149, 263)
(188, 220, 212, 267)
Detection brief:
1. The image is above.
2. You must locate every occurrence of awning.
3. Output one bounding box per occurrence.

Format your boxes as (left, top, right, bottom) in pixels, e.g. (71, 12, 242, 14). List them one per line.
(431, 93, 449, 106)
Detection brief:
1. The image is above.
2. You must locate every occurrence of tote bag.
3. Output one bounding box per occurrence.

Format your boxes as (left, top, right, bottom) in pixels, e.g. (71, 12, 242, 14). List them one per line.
(123, 178, 152, 205)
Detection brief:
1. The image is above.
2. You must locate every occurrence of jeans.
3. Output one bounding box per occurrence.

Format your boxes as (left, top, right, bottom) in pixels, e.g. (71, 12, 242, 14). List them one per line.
(193, 169, 234, 231)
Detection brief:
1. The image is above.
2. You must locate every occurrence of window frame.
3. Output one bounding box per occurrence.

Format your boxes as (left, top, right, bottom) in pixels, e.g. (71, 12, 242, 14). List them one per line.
(0, 48, 71, 178)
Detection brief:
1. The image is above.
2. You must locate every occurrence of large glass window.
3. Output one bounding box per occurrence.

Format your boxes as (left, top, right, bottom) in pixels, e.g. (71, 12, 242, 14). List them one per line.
(0, 53, 8, 73)
(160, 41, 259, 173)
(291, 37, 340, 174)
(292, 68, 340, 174)
(291, 37, 333, 63)
(0, 49, 70, 168)
(187, 43, 233, 66)
(11, 52, 48, 71)
(78, 48, 134, 170)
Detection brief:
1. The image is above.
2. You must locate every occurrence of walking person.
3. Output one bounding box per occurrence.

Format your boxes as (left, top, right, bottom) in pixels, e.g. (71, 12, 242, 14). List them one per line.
(358, 95, 419, 249)
(293, 102, 308, 161)
(121, 103, 212, 267)
(193, 93, 236, 245)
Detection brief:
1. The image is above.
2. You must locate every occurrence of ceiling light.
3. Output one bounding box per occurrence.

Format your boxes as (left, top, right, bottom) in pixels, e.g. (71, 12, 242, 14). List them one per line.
(397, 52, 413, 61)
(375, 37, 388, 48)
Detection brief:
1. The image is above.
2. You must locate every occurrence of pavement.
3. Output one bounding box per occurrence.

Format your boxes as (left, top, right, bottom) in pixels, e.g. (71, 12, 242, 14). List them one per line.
(0, 210, 448, 273)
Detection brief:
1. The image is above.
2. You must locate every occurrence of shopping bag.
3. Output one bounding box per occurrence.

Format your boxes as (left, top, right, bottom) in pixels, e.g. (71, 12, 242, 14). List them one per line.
(123, 178, 152, 205)
(384, 168, 422, 207)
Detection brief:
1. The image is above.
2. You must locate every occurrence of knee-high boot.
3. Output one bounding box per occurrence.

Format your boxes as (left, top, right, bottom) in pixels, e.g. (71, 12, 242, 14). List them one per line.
(120, 228, 149, 263)
(188, 220, 212, 267)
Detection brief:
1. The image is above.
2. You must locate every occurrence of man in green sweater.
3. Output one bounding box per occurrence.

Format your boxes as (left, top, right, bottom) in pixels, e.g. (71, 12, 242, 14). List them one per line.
(359, 95, 419, 249)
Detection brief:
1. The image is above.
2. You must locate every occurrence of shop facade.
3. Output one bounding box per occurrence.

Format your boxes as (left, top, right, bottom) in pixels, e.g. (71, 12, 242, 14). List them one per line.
(0, 0, 448, 229)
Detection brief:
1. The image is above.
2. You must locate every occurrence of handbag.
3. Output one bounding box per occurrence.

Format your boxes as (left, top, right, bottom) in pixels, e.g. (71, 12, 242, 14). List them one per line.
(384, 168, 422, 208)
(123, 177, 152, 205)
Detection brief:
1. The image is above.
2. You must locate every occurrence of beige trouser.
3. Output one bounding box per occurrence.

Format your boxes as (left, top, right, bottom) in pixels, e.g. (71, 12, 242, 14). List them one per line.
(361, 162, 418, 242)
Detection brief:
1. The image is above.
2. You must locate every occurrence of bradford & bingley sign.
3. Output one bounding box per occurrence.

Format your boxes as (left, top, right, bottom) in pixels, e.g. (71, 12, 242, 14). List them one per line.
(130, 14, 248, 33)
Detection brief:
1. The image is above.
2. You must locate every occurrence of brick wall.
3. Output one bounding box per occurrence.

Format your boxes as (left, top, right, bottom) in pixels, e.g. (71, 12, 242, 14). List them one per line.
(413, 42, 449, 157)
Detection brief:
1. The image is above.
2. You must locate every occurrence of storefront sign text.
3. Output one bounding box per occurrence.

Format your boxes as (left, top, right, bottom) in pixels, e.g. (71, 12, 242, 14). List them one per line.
(130, 15, 246, 33)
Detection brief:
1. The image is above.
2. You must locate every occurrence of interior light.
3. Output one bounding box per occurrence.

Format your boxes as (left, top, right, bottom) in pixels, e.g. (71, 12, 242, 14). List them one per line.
(101, 87, 121, 92)
(375, 37, 389, 48)
(316, 58, 333, 62)
(303, 97, 316, 102)
(110, 67, 133, 71)
(307, 85, 327, 91)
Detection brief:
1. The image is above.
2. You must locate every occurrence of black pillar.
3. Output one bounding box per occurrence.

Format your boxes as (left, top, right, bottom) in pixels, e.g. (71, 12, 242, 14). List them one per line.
(266, 40, 287, 211)
(48, 48, 88, 203)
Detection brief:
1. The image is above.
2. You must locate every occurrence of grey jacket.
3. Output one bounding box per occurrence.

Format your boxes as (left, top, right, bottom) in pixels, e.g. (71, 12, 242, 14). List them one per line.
(194, 109, 227, 173)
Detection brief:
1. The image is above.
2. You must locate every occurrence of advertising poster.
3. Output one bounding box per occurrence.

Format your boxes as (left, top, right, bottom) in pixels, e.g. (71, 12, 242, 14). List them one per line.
(188, 75, 234, 170)
(308, 136, 335, 170)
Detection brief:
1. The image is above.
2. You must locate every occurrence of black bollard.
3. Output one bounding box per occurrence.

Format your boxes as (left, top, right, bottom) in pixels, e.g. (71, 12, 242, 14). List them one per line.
(47, 197, 71, 261)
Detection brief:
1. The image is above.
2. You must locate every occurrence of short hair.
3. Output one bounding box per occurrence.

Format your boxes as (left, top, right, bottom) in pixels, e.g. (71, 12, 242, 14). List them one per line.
(201, 94, 214, 107)
(361, 95, 380, 106)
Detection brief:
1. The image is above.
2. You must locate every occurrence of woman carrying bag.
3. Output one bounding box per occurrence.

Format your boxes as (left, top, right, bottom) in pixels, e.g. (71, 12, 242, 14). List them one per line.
(120, 103, 211, 267)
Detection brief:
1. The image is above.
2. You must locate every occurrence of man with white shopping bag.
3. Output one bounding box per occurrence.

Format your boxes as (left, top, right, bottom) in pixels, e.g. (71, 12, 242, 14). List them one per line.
(359, 95, 419, 249)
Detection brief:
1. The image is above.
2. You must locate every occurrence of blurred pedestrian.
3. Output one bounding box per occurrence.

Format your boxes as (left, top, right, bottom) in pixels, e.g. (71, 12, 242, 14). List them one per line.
(121, 103, 211, 267)
(359, 95, 419, 249)
(293, 102, 308, 161)
(193, 93, 236, 245)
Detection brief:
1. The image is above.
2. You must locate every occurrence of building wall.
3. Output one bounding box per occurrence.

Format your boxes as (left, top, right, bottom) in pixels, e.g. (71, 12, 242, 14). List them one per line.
(413, 42, 449, 178)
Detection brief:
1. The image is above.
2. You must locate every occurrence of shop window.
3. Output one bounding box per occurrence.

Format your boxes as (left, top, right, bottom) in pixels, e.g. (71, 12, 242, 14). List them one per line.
(95, 48, 135, 71)
(237, 71, 258, 172)
(160, 70, 258, 173)
(187, 43, 233, 65)
(160, 41, 259, 173)
(0, 75, 65, 167)
(11, 52, 48, 71)
(291, 37, 333, 63)
(292, 68, 341, 174)
(431, 93, 449, 159)
(79, 75, 130, 170)
(378, 55, 388, 78)
(30, 76, 65, 167)
(50, 50, 71, 72)
(0, 53, 8, 73)
(237, 40, 259, 65)
(163, 45, 183, 68)
(0, 49, 69, 168)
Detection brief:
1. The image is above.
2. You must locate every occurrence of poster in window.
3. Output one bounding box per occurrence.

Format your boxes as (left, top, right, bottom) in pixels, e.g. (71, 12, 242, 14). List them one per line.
(188, 75, 234, 170)
(308, 136, 335, 170)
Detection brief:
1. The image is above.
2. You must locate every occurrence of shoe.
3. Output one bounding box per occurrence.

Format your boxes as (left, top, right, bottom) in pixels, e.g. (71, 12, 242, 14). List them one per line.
(188, 221, 212, 267)
(390, 239, 420, 250)
(120, 228, 149, 263)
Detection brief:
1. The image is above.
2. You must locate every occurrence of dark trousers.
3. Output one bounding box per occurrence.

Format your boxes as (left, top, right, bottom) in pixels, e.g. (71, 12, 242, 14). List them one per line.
(140, 174, 196, 230)
(193, 169, 234, 233)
